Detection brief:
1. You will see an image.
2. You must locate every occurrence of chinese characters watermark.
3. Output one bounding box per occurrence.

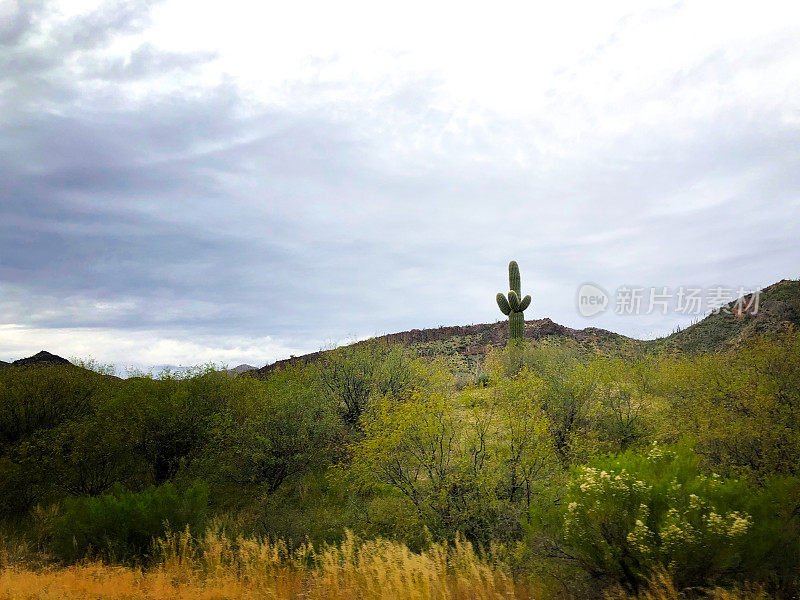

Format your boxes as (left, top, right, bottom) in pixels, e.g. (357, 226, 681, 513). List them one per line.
(576, 284, 760, 318)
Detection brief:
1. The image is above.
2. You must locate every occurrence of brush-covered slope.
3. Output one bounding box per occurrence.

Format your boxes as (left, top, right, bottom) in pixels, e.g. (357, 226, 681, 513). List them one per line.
(651, 279, 800, 353)
(256, 318, 638, 376)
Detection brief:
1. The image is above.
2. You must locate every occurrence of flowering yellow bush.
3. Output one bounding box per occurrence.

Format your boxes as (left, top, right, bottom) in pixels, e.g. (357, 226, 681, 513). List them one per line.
(561, 445, 755, 592)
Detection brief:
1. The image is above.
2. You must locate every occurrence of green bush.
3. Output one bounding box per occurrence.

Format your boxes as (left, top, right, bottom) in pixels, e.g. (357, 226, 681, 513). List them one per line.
(201, 366, 337, 494)
(559, 445, 775, 593)
(318, 343, 421, 426)
(0, 365, 101, 449)
(118, 369, 230, 484)
(50, 481, 208, 562)
(739, 475, 800, 597)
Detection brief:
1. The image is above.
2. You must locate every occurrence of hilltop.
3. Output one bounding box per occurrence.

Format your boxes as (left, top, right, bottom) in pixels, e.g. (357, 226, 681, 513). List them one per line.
(0, 350, 72, 368)
(254, 318, 639, 377)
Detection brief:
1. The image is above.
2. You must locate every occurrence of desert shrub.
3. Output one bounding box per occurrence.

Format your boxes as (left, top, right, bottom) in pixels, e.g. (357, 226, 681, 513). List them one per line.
(551, 445, 800, 595)
(591, 356, 656, 452)
(559, 445, 758, 593)
(0, 365, 101, 449)
(360, 493, 430, 551)
(486, 340, 601, 465)
(345, 389, 499, 542)
(660, 330, 800, 480)
(345, 371, 556, 545)
(318, 343, 422, 426)
(0, 366, 119, 513)
(116, 368, 234, 484)
(490, 369, 556, 510)
(201, 366, 338, 494)
(1, 412, 141, 513)
(50, 481, 209, 562)
(738, 476, 800, 597)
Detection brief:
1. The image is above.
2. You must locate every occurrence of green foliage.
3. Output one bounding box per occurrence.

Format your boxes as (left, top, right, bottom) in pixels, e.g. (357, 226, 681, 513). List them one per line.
(740, 475, 800, 596)
(200, 366, 337, 494)
(0, 365, 101, 449)
(486, 340, 603, 464)
(557, 445, 799, 594)
(346, 388, 484, 539)
(251, 469, 359, 545)
(592, 356, 655, 452)
(360, 493, 431, 552)
(120, 369, 234, 484)
(50, 481, 209, 562)
(70, 358, 118, 376)
(344, 364, 556, 544)
(659, 329, 800, 480)
(491, 369, 556, 509)
(318, 343, 421, 426)
(13, 411, 140, 498)
(1, 326, 799, 596)
(475, 372, 490, 387)
(0, 366, 127, 512)
(496, 260, 532, 342)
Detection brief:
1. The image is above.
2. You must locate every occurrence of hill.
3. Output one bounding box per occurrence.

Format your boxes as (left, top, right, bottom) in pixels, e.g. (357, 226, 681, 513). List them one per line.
(256, 318, 639, 377)
(1, 282, 798, 599)
(1, 350, 72, 368)
(653, 279, 800, 353)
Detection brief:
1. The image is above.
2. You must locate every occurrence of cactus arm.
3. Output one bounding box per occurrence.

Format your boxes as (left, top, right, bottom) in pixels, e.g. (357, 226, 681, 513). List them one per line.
(508, 290, 521, 312)
(496, 293, 511, 315)
(519, 294, 531, 312)
(509, 261, 521, 296)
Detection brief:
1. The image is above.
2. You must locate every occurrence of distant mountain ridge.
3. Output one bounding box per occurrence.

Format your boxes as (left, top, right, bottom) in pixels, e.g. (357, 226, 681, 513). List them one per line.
(255, 279, 800, 376)
(4, 280, 798, 377)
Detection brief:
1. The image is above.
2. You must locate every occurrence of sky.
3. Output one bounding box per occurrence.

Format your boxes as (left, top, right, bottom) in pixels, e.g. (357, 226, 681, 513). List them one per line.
(1, 0, 799, 371)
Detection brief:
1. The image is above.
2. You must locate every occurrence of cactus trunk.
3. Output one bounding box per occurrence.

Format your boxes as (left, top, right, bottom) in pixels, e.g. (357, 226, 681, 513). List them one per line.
(509, 312, 524, 340)
(496, 260, 532, 343)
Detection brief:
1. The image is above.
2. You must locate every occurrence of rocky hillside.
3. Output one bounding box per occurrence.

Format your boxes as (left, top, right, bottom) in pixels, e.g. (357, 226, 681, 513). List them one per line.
(654, 279, 800, 353)
(255, 318, 638, 377)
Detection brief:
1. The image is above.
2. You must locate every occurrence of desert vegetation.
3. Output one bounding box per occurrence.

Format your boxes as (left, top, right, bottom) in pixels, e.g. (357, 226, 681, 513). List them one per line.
(1, 318, 799, 598)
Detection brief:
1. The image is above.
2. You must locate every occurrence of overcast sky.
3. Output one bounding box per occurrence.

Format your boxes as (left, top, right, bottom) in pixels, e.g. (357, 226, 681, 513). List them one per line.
(1, 0, 799, 371)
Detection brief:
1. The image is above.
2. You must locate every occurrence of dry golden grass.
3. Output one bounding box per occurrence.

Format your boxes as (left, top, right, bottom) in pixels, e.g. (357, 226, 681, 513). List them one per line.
(0, 531, 767, 600)
(0, 529, 527, 600)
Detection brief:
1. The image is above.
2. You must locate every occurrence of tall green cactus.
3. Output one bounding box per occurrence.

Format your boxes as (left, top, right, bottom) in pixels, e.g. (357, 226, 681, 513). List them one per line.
(496, 260, 531, 341)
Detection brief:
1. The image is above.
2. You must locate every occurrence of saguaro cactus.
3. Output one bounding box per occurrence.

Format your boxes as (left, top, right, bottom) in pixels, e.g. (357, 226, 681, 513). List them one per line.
(496, 260, 531, 341)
